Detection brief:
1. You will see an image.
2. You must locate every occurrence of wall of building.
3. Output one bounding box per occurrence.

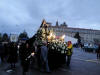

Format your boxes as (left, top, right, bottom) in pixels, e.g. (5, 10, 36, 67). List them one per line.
(48, 25, 100, 44)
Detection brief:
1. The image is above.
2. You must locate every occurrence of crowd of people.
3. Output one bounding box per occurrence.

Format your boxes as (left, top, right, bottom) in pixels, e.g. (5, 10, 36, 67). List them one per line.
(0, 40, 100, 75)
(0, 42, 18, 68)
(0, 41, 74, 75)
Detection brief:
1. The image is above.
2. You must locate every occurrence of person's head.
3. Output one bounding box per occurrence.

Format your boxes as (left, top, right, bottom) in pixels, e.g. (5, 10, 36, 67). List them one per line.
(42, 41, 47, 46)
(67, 41, 72, 46)
(26, 43, 29, 48)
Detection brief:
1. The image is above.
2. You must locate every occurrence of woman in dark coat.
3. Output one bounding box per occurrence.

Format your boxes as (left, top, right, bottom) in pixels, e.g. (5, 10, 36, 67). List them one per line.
(8, 42, 18, 68)
(19, 43, 33, 75)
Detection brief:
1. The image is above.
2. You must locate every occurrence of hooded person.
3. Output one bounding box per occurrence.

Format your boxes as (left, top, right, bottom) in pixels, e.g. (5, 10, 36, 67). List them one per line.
(66, 41, 73, 66)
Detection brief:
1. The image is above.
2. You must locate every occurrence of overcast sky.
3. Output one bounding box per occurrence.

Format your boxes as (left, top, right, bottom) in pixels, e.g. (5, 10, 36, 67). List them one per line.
(0, 0, 100, 37)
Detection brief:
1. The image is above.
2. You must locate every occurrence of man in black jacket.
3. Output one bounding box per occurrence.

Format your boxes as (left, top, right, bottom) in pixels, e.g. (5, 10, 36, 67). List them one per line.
(19, 43, 32, 75)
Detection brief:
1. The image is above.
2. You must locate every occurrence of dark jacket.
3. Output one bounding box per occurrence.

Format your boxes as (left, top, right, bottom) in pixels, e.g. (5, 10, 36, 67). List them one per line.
(19, 43, 33, 72)
(7, 43, 18, 63)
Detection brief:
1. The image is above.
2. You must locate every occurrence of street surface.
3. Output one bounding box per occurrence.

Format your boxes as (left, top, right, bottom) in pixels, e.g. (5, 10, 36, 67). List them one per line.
(0, 48, 100, 75)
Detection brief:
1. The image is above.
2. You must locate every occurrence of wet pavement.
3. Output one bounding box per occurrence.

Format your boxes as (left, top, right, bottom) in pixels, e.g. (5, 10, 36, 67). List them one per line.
(0, 48, 100, 75)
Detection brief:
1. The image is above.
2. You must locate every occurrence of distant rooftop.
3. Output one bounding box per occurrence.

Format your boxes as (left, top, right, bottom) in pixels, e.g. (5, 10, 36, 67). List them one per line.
(41, 19, 100, 31)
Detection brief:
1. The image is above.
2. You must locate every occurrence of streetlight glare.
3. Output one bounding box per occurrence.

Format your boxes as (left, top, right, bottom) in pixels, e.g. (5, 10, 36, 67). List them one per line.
(61, 35, 65, 39)
(50, 33, 53, 37)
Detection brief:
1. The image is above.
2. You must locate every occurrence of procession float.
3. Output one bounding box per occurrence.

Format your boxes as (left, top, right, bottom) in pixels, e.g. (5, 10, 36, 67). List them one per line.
(27, 19, 67, 69)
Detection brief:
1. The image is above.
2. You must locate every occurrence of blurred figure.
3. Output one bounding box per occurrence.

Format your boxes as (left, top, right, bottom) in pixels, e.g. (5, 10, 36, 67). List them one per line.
(36, 44, 41, 70)
(8, 42, 18, 68)
(97, 44, 100, 59)
(0, 43, 5, 62)
(40, 41, 50, 73)
(66, 41, 73, 66)
(19, 43, 33, 75)
(4, 43, 9, 62)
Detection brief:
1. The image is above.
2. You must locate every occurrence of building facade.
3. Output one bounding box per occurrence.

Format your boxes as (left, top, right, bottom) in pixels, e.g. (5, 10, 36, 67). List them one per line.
(46, 21, 100, 44)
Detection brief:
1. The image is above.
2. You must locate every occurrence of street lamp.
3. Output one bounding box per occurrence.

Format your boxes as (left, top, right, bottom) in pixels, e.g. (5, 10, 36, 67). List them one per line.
(60, 35, 65, 42)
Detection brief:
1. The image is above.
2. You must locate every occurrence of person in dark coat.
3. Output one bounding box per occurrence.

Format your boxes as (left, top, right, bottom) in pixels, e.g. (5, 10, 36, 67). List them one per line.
(36, 44, 41, 70)
(97, 44, 100, 59)
(0, 43, 5, 62)
(4, 43, 9, 61)
(8, 42, 18, 68)
(19, 43, 34, 75)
